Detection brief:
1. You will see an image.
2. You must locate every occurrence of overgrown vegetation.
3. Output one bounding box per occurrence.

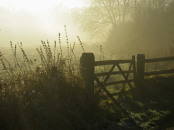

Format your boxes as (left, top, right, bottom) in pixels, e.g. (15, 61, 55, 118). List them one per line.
(0, 28, 103, 129)
(1, 28, 174, 129)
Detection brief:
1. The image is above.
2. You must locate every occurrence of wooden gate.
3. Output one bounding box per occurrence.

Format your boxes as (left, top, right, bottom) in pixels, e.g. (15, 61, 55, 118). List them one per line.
(80, 53, 136, 112)
(94, 55, 136, 93)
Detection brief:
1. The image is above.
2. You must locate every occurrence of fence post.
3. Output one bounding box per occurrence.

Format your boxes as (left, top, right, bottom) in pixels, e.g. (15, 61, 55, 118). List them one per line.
(132, 55, 137, 87)
(137, 54, 145, 87)
(80, 53, 95, 98)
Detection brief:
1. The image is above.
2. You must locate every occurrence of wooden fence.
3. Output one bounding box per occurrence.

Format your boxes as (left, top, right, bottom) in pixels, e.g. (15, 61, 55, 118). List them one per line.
(138, 54, 174, 87)
(80, 53, 174, 99)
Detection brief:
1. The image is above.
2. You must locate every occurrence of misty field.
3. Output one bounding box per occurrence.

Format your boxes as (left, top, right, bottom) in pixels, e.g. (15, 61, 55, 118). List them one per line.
(0, 39, 174, 130)
(1, 0, 174, 129)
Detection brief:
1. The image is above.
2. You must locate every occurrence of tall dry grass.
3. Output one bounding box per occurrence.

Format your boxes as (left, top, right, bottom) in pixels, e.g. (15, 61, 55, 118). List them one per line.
(0, 26, 103, 130)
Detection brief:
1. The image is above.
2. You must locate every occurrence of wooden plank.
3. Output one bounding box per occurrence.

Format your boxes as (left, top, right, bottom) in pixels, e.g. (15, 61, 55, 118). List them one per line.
(122, 62, 132, 89)
(94, 76, 129, 115)
(105, 79, 135, 86)
(132, 55, 137, 85)
(95, 60, 133, 66)
(145, 56, 174, 63)
(80, 53, 95, 98)
(137, 54, 145, 87)
(116, 64, 133, 89)
(144, 69, 174, 76)
(103, 64, 116, 84)
(95, 70, 134, 77)
(96, 64, 116, 94)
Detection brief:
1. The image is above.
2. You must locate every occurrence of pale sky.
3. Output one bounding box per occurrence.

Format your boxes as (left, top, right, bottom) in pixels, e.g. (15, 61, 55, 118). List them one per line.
(0, 0, 89, 47)
(0, 0, 85, 13)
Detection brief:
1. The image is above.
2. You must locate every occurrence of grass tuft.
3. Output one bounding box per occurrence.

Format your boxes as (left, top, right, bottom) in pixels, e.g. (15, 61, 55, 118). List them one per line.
(0, 31, 103, 130)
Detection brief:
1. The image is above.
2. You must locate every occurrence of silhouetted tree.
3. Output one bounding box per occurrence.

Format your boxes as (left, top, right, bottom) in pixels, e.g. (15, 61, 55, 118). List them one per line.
(105, 0, 174, 57)
(73, 0, 136, 38)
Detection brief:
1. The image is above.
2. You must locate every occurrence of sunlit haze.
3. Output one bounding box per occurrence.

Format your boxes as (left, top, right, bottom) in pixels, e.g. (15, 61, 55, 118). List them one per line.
(0, 0, 87, 47)
(0, 0, 84, 13)
(1, 0, 173, 59)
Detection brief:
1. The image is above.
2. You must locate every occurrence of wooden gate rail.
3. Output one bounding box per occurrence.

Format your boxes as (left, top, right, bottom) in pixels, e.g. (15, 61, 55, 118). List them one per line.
(104, 79, 135, 86)
(95, 70, 134, 76)
(95, 59, 133, 66)
(137, 54, 174, 87)
(145, 56, 174, 62)
(144, 69, 174, 76)
(145, 56, 174, 76)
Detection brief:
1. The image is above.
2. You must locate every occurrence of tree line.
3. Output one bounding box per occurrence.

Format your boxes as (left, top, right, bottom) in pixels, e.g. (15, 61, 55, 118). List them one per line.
(72, 0, 174, 57)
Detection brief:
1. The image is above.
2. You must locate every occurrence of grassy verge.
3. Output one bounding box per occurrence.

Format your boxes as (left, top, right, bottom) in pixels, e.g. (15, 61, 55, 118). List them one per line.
(98, 75, 174, 130)
(0, 32, 174, 129)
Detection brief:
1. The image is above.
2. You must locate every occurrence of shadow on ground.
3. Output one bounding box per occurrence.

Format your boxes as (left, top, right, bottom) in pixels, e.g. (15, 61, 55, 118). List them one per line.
(98, 75, 174, 130)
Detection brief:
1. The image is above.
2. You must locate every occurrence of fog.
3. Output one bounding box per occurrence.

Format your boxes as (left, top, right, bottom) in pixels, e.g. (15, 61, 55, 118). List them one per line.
(1, 0, 174, 60)
(0, 0, 91, 48)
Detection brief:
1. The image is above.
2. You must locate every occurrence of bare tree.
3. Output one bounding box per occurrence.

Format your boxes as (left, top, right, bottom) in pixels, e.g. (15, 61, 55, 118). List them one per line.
(72, 0, 136, 38)
(105, 0, 174, 57)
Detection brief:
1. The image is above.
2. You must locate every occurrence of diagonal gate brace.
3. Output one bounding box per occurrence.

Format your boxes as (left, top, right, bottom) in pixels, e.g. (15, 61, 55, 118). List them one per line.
(97, 64, 115, 93)
(94, 76, 129, 116)
(122, 62, 133, 89)
(116, 64, 133, 89)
